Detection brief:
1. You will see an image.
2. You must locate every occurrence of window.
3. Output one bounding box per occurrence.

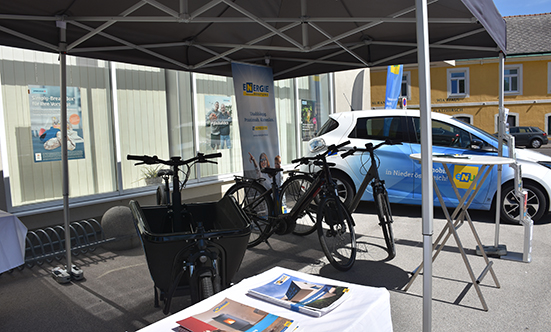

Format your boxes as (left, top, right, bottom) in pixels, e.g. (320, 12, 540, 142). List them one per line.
(494, 112, 518, 133)
(548, 62, 551, 94)
(504, 64, 522, 95)
(315, 117, 339, 137)
(454, 115, 473, 124)
(447, 68, 469, 98)
(413, 118, 473, 149)
(348, 116, 406, 141)
(400, 71, 411, 100)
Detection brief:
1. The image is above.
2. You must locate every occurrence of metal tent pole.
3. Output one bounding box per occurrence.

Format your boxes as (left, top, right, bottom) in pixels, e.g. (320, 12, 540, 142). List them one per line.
(494, 52, 506, 252)
(59, 21, 72, 277)
(415, 0, 434, 331)
(51, 20, 83, 283)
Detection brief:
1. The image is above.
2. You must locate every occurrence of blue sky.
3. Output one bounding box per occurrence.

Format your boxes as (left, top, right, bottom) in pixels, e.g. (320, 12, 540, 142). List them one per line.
(494, 0, 551, 16)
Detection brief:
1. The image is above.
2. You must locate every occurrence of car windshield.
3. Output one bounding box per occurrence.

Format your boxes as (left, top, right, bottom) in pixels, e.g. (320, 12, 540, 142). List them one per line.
(314, 117, 339, 137)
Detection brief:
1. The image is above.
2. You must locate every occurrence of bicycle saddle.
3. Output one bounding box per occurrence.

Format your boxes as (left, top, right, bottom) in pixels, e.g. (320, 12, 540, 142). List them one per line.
(260, 167, 283, 177)
(157, 169, 174, 177)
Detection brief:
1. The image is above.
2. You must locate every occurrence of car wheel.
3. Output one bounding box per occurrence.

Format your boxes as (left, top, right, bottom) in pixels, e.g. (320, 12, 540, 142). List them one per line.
(530, 138, 542, 149)
(330, 171, 354, 208)
(500, 182, 546, 224)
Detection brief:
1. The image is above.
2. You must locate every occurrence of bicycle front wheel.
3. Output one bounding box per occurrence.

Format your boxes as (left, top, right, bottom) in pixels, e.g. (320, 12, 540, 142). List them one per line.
(317, 196, 356, 271)
(280, 174, 318, 236)
(199, 276, 215, 301)
(374, 189, 396, 260)
(225, 181, 274, 247)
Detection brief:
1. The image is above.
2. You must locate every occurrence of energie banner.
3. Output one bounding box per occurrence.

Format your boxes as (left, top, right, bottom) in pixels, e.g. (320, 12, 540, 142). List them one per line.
(231, 62, 280, 188)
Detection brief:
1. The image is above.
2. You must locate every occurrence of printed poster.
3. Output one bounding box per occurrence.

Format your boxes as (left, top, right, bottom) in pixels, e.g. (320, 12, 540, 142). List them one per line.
(301, 99, 318, 141)
(205, 95, 233, 150)
(28, 85, 85, 163)
(231, 62, 280, 188)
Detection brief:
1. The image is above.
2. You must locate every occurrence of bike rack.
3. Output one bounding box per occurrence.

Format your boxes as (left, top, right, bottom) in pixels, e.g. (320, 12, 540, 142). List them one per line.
(11, 219, 115, 271)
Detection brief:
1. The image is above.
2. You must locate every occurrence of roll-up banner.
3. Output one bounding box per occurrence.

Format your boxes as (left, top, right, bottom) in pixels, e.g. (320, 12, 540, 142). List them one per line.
(231, 62, 280, 189)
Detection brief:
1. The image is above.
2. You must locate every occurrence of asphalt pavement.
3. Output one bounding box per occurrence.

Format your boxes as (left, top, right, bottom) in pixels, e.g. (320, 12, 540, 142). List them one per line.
(1, 200, 550, 331)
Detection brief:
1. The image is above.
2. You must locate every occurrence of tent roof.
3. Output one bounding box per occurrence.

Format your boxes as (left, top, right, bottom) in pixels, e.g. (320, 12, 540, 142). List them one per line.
(0, 0, 506, 79)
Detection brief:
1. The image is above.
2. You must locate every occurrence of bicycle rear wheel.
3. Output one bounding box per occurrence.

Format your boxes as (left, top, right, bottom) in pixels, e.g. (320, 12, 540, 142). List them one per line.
(280, 174, 318, 235)
(374, 188, 396, 260)
(317, 196, 356, 271)
(225, 181, 274, 248)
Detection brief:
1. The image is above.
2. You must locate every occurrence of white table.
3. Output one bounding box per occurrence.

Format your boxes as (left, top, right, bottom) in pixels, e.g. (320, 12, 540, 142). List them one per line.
(405, 153, 514, 311)
(138, 266, 392, 332)
(0, 210, 27, 273)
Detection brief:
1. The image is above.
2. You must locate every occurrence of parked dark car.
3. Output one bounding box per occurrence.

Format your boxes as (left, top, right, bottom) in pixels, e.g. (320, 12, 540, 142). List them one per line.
(508, 126, 548, 148)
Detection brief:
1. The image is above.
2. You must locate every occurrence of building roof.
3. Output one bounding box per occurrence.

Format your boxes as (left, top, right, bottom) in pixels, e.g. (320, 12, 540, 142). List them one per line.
(505, 12, 551, 55)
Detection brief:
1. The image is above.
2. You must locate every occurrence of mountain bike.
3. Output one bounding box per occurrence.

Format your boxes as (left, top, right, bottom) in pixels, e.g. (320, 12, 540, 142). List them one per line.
(127, 152, 250, 313)
(225, 141, 357, 271)
(341, 140, 399, 260)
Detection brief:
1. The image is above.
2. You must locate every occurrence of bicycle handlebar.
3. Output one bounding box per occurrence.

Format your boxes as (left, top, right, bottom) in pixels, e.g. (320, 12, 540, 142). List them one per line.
(341, 139, 402, 158)
(127, 152, 222, 166)
(291, 140, 350, 165)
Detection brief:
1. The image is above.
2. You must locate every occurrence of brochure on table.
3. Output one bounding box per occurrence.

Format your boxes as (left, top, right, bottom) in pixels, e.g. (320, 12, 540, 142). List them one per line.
(136, 266, 393, 332)
(177, 297, 296, 332)
(248, 273, 350, 317)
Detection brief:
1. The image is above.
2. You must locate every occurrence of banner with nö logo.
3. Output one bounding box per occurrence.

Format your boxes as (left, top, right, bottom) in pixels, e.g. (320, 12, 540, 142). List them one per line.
(231, 62, 280, 188)
(453, 165, 479, 189)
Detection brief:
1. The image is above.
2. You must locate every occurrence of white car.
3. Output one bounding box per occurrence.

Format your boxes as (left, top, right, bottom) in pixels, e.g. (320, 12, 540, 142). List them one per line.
(305, 109, 551, 223)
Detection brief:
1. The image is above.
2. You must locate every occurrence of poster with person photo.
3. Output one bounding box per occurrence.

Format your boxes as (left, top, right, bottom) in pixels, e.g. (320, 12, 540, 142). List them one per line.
(205, 95, 233, 150)
(301, 99, 318, 141)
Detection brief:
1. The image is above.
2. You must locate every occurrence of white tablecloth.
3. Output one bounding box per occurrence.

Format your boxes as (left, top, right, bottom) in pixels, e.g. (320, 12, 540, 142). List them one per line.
(0, 210, 27, 273)
(138, 266, 392, 332)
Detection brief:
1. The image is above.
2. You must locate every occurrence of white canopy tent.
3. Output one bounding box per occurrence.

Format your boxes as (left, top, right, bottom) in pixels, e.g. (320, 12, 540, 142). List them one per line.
(0, 1, 506, 330)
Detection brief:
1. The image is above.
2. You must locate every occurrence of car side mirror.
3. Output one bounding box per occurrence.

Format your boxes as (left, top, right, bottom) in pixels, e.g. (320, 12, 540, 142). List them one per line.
(470, 139, 483, 150)
(470, 139, 497, 152)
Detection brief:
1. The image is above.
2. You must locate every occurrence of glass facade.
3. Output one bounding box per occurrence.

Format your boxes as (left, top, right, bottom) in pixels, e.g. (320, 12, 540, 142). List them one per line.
(0, 46, 334, 212)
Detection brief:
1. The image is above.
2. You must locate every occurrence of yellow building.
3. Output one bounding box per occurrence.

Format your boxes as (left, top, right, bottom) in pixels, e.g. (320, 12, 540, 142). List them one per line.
(370, 13, 551, 135)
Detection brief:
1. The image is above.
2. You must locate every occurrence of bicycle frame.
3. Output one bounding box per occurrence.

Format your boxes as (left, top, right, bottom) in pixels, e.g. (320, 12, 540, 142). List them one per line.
(346, 140, 395, 213)
(341, 140, 398, 260)
(284, 143, 351, 227)
(348, 152, 382, 214)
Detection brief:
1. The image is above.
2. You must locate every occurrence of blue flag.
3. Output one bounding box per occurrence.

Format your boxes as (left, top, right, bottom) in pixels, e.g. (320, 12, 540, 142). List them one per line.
(384, 65, 403, 109)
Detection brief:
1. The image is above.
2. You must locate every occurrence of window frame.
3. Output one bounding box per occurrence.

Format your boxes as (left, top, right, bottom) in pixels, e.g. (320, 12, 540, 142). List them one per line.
(504, 64, 523, 95)
(446, 67, 470, 98)
(547, 62, 551, 94)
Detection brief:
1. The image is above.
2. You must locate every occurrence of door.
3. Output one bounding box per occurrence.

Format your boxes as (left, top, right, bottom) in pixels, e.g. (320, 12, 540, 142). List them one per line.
(410, 117, 496, 210)
(342, 115, 415, 202)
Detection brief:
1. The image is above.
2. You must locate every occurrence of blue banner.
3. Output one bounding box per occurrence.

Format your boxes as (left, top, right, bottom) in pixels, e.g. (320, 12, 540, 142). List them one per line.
(231, 62, 280, 187)
(384, 65, 403, 109)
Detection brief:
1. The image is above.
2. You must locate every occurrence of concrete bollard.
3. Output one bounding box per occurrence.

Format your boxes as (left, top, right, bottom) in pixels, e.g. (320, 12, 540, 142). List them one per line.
(101, 206, 140, 251)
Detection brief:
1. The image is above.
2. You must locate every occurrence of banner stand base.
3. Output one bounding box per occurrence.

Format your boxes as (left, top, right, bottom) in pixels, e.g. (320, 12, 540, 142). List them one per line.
(476, 244, 507, 257)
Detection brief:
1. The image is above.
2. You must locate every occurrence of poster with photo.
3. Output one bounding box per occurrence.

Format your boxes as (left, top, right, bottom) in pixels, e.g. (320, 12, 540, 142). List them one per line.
(301, 99, 318, 141)
(28, 85, 85, 163)
(205, 95, 233, 150)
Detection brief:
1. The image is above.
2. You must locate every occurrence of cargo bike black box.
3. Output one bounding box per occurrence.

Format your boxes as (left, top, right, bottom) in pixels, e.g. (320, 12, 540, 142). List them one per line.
(130, 195, 251, 313)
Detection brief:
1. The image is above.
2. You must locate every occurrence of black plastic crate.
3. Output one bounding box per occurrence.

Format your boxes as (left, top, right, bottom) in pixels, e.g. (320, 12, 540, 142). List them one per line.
(129, 196, 250, 309)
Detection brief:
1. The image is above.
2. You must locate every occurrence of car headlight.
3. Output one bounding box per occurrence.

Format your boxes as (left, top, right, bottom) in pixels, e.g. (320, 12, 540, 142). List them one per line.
(309, 137, 326, 153)
(538, 161, 551, 170)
